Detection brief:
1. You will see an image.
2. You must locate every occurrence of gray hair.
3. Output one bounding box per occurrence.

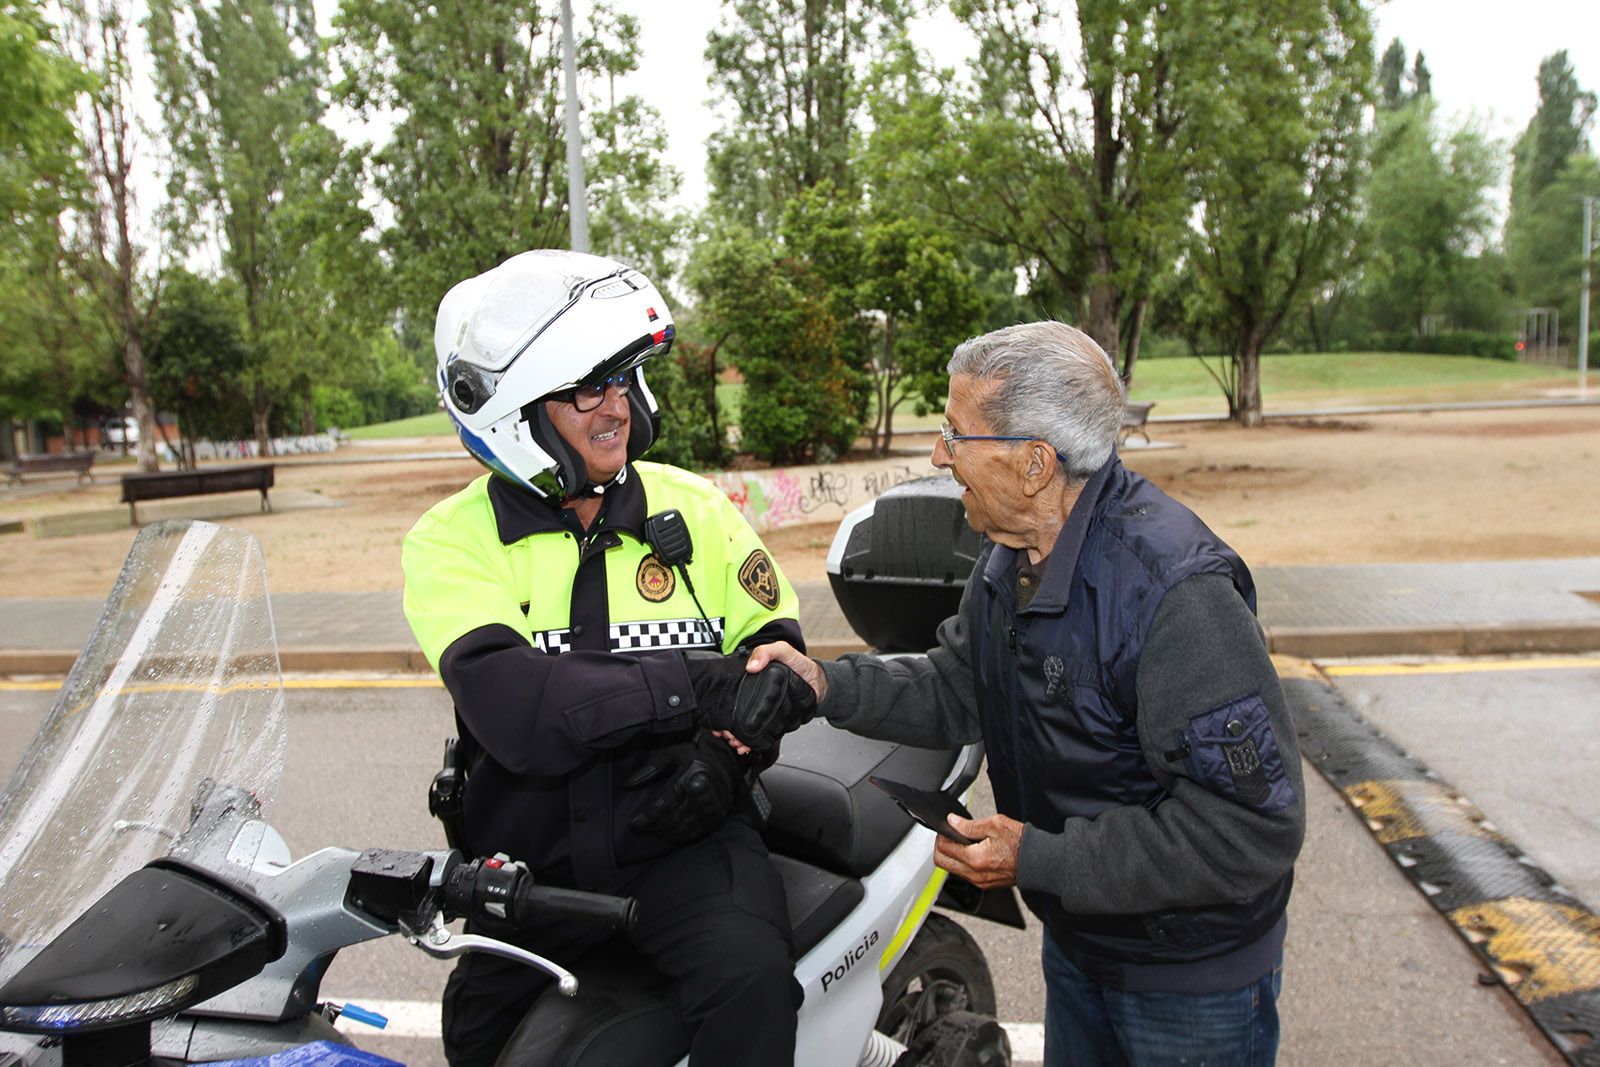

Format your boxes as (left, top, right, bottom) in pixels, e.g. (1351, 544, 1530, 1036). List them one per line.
(946, 321, 1126, 482)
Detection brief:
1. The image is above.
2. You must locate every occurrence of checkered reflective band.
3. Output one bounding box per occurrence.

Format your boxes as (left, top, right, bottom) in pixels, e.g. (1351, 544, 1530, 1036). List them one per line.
(530, 629, 574, 655)
(610, 616, 726, 652)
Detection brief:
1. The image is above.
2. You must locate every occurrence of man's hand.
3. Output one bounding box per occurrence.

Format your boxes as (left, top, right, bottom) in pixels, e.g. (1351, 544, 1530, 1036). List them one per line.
(933, 813, 1025, 890)
(746, 641, 827, 704)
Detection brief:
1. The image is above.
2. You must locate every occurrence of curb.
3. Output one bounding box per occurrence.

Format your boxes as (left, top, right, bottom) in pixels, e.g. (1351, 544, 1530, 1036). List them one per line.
(4, 624, 1599, 679)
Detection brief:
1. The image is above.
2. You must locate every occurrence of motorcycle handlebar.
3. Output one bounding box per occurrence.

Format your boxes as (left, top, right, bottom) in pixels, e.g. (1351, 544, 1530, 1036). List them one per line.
(441, 856, 637, 934)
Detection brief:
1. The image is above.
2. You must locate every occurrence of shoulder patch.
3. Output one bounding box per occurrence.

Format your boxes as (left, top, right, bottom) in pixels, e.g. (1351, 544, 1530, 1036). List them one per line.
(636, 554, 676, 603)
(738, 549, 781, 610)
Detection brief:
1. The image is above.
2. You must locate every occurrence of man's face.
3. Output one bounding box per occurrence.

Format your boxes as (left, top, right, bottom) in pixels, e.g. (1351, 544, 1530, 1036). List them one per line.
(545, 379, 632, 488)
(933, 373, 1028, 538)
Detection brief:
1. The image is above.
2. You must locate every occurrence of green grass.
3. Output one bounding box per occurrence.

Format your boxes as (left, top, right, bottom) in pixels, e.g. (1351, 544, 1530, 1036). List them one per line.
(344, 410, 452, 439)
(344, 353, 1577, 439)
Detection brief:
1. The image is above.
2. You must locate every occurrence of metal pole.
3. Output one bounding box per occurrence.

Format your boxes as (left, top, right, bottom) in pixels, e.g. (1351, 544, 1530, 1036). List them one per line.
(1580, 196, 1593, 392)
(560, 0, 590, 254)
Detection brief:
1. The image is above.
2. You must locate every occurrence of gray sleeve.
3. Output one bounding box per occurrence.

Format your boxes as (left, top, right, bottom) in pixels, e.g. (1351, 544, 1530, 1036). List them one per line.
(815, 576, 984, 750)
(1014, 572, 1305, 913)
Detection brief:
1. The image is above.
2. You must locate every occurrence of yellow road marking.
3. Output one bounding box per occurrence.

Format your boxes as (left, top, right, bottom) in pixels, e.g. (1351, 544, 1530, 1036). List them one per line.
(0, 676, 442, 694)
(1344, 778, 1503, 845)
(1452, 897, 1600, 1002)
(1323, 657, 1600, 678)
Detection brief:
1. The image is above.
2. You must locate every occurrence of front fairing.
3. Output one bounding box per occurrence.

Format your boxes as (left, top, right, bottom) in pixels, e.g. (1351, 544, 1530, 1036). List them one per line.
(0, 521, 287, 1053)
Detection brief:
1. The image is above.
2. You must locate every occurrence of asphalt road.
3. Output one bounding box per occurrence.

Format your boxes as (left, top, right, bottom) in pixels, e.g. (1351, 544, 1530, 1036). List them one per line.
(1, 657, 1594, 1066)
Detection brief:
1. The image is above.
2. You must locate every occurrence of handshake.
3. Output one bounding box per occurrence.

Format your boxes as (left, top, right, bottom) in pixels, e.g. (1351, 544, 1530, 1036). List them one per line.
(627, 651, 818, 844)
(682, 651, 817, 754)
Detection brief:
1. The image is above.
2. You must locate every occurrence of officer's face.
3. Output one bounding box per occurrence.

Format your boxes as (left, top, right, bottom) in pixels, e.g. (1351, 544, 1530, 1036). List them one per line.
(934, 373, 1030, 540)
(546, 379, 632, 485)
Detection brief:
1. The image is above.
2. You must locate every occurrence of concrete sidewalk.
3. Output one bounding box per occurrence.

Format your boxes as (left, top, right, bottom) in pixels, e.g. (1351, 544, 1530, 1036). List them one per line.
(2, 558, 1598, 674)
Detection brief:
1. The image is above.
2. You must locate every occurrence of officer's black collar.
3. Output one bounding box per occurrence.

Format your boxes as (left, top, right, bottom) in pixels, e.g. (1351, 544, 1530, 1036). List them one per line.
(488, 465, 649, 546)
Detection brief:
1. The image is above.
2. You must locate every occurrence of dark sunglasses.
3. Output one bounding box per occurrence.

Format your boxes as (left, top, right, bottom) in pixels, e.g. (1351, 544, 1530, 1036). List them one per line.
(557, 372, 634, 412)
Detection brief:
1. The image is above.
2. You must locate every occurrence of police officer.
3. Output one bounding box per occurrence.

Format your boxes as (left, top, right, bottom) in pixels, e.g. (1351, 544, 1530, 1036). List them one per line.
(403, 250, 811, 1066)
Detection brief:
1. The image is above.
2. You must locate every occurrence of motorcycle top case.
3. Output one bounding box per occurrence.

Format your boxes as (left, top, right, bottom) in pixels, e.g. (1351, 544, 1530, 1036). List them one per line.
(827, 476, 982, 653)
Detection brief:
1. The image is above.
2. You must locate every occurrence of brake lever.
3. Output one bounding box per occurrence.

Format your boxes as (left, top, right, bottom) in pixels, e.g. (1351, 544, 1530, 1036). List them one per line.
(400, 913, 579, 996)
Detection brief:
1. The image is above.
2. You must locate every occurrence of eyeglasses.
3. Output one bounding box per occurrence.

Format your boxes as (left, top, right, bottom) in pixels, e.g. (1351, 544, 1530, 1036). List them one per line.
(939, 422, 1069, 465)
(558, 372, 633, 412)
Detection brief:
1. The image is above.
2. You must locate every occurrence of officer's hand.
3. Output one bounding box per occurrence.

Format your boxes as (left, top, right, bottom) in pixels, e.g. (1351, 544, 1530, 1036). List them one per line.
(685, 653, 814, 753)
(626, 731, 742, 844)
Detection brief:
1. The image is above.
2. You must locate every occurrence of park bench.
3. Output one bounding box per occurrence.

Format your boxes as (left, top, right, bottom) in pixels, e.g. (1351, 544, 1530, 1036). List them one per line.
(4, 452, 96, 487)
(1119, 401, 1155, 446)
(120, 462, 274, 525)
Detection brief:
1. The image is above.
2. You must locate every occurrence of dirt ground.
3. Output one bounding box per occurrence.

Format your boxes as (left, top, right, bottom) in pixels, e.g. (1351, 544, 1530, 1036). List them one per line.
(2, 404, 1598, 599)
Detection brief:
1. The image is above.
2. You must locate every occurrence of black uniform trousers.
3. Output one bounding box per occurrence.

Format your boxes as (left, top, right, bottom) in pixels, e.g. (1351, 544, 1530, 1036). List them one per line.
(441, 817, 801, 1066)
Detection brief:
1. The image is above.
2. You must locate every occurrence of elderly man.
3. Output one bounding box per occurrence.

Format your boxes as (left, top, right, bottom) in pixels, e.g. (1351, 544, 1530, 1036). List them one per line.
(752, 321, 1304, 1066)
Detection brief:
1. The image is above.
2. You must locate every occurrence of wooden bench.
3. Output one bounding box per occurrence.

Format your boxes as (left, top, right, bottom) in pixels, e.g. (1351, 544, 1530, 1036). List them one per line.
(5, 451, 97, 487)
(1119, 401, 1155, 446)
(120, 463, 274, 525)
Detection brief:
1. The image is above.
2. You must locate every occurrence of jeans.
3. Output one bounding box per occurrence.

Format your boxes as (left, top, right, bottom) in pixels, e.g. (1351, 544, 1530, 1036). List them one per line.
(1041, 933, 1283, 1067)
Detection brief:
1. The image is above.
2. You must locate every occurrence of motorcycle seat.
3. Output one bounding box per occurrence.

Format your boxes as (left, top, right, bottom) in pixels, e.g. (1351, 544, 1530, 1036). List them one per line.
(498, 854, 861, 1067)
(762, 719, 959, 878)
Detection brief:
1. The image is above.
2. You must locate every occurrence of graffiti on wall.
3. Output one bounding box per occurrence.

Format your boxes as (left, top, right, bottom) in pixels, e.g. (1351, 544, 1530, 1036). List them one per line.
(713, 459, 941, 533)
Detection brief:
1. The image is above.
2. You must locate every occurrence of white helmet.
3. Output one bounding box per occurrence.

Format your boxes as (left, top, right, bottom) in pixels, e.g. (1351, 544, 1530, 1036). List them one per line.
(435, 249, 675, 500)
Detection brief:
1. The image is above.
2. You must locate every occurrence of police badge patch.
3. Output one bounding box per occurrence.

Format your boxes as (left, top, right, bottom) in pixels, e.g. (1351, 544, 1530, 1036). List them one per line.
(636, 554, 676, 603)
(738, 549, 781, 609)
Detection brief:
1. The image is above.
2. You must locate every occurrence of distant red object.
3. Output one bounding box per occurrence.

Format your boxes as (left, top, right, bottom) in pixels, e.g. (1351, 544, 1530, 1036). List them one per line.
(1515, 341, 1526, 351)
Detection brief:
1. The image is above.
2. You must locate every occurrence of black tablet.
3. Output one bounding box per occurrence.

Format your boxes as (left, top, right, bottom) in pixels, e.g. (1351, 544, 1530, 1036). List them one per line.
(868, 775, 979, 845)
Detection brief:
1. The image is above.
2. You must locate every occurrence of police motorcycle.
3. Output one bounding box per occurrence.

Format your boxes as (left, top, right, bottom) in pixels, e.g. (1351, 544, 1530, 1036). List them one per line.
(0, 514, 1016, 1066)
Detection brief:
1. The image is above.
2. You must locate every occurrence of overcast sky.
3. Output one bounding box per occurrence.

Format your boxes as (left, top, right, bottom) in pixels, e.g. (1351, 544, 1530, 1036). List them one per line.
(606, 0, 1598, 211)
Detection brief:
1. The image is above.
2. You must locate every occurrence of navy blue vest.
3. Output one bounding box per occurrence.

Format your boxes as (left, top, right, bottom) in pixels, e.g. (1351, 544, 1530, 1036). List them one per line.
(967, 457, 1292, 982)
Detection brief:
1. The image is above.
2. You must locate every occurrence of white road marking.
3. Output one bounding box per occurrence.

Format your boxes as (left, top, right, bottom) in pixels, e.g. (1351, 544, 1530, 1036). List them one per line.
(326, 996, 1046, 1059)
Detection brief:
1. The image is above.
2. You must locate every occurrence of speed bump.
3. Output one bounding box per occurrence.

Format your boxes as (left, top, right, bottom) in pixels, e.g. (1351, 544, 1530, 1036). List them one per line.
(1285, 673, 1600, 1065)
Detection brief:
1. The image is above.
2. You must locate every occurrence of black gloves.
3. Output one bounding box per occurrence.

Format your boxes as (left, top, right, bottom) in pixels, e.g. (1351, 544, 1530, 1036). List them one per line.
(683, 654, 817, 754)
(626, 730, 744, 844)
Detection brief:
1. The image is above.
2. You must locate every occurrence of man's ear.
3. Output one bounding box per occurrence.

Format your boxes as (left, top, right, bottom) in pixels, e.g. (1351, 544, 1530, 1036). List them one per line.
(1021, 443, 1056, 495)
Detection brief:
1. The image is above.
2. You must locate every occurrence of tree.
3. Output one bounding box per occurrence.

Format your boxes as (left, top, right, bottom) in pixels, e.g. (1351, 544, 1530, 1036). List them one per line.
(686, 215, 867, 464)
(1184, 0, 1373, 425)
(1505, 52, 1597, 332)
(1359, 101, 1501, 334)
(855, 217, 985, 453)
(704, 0, 907, 233)
(335, 0, 678, 334)
(1377, 38, 1406, 110)
(58, 0, 166, 471)
(145, 270, 252, 465)
(0, 3, 98, 442)
(933, 0, 1224, 385)
(147, 0, 341, 455)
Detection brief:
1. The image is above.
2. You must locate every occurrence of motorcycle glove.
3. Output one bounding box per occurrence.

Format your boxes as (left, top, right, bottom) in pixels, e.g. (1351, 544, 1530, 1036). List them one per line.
(626, 730, 743, 844)
(684, 653, 817, 754)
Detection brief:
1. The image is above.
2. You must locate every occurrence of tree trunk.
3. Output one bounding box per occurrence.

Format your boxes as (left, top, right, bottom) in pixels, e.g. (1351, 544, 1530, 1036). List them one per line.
(877, 316, 897, 456)
(253, 379, 273, 456)
(1236, 327, 1265, 428)
(1121, 298, 1148, 389)
(1085, 244, 1121, 369)
(301, 385, 315, 436)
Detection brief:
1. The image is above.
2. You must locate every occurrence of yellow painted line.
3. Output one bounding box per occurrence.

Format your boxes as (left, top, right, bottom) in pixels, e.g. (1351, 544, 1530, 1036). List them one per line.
(881, 866, 949, 974)
(0, 676, 442, 694)
(1452, 897, 1600, 1002)
(1323, 656, 1600, 678)
(1344, 778, 1503, 846)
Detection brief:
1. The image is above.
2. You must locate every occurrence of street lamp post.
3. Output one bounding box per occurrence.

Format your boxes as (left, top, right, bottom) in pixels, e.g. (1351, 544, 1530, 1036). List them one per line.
(1581, 196, 1594, 393)
(560, 0, 589, 254)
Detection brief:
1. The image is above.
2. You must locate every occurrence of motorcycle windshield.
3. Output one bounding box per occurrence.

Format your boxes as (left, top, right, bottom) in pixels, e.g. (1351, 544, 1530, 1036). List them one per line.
(0, 520, 287, 989)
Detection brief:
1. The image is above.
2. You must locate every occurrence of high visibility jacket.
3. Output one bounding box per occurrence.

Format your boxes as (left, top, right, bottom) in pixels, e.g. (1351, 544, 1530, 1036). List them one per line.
(402, 461, 804, 889)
